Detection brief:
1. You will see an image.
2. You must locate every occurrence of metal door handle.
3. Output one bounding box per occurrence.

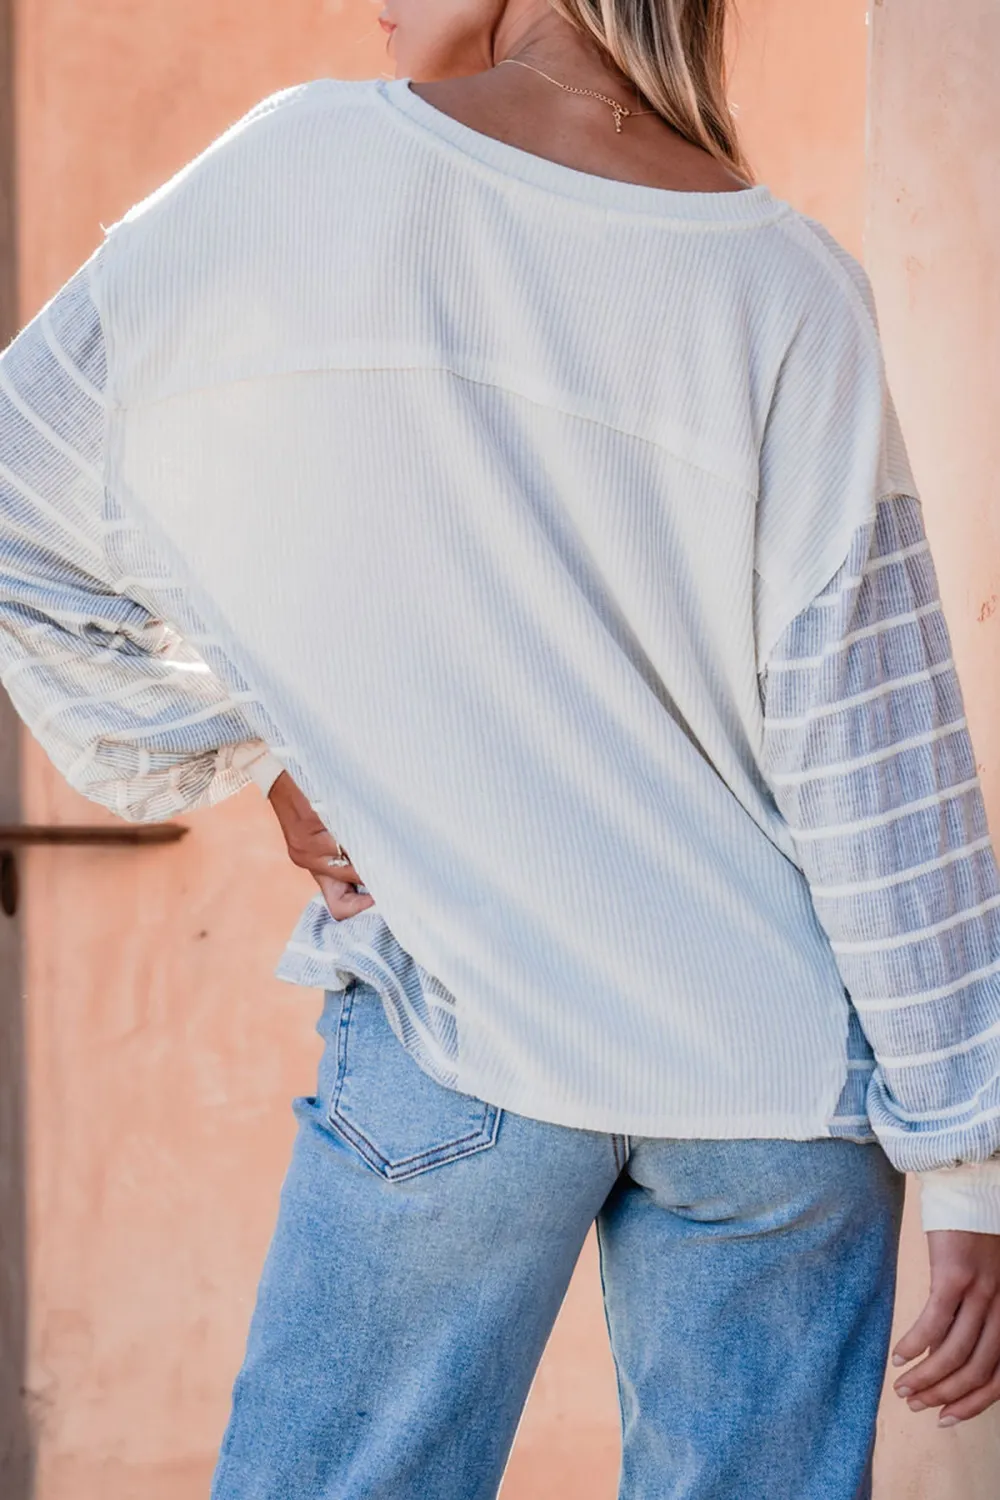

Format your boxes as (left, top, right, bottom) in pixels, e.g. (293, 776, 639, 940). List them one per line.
(0, 824, 188, 846)
(0, 823, 189, 916)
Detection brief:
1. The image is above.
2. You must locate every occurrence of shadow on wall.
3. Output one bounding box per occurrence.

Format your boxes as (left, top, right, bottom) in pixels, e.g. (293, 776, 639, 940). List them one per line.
(0, 0, 31, 1490)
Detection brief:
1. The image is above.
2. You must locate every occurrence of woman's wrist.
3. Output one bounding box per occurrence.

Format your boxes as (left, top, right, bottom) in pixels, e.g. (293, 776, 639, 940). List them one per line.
(917, 1160, 1000, 1235)
(252, 754, 287, 798)
(230, 742, 287, 798)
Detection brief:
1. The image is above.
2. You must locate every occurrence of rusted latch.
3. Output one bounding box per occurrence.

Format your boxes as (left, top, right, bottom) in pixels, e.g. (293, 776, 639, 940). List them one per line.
(0, 823, 189, 916)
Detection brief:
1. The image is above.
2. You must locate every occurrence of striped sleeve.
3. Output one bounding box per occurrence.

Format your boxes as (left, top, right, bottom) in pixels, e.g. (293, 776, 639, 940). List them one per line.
(0, 257, 283, 820)
(761, 492, 1000, 1233)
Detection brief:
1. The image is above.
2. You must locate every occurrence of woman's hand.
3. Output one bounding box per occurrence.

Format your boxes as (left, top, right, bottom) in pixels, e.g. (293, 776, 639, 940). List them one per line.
(892, 1230, 1000, 1425)
(267, 771, 376, 921)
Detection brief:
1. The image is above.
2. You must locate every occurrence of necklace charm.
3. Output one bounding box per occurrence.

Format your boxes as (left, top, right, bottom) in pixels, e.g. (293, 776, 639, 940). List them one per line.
(499, 57, 654, 134)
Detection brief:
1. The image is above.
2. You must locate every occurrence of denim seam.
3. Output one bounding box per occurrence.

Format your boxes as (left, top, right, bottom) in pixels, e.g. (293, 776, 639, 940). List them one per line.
(594, 1216, 630, 1460)
(326, 1108, 501, 1181)
(327, 982, 502, 1179)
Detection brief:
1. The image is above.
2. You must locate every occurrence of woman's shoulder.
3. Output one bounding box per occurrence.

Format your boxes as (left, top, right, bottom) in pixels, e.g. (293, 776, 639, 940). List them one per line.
(233, 75, 380, 132)
(761, 208, 882, 354)
(102, 77, 383, 245)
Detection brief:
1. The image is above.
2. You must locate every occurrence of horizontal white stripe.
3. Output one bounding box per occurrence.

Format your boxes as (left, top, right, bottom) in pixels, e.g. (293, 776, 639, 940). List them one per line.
(770, 717, 967, 787)
(30, 660, 230, 735)
(18, 618, 54, 640)
(64, 741, 96, 783)
(791, 777, 979, 842)
(0, 638, 123, 687)
(39, 306, 106, 406)
(61, 696, 260, 785)
(833, 893, 1000, 956)
(0, 507, 99, 579)
(766, 658, 954, 729)
(0, 590, 149, 632)
(282, 939, 344, 962)
(26, 672, 177, 735)
(0, 557, 105, 600)
(769, 600, 941, 670)
(811, 835, 994, 898)
(879, 1012, 1000, 1067)
(65, 737, 220, 788)
(811, 539, 930, 607)
(0, 455, 106, 566)
(879, 1091, 1000, 1125)
(97, 691, 259, 740)
(350, 946, 449, 1060)
(0, 363, 104, 488)
(857, 953, 1000, 1016)
(876, 1101, 1000, 1140)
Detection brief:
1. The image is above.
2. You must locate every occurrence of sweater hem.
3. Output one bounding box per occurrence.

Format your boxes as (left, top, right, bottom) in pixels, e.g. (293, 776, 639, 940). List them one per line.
(463, 1082, 861, 1141)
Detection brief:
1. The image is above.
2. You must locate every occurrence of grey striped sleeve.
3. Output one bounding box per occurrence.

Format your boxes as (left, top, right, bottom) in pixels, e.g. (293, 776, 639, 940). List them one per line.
(761, 492, 1000, 1224)
(0, 260, 275, 820)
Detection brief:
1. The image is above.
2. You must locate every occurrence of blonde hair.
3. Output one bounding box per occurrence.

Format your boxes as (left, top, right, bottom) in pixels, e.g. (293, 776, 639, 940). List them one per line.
(546, 0, 754, 184)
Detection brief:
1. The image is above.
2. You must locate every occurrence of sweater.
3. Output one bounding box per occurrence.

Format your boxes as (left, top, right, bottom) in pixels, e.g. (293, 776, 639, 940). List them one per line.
(2, 73, 1000, 1231)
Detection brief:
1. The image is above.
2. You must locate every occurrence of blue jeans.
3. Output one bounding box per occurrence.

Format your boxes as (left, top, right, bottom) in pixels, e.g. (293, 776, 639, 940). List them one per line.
(211, 979, 905, 1500)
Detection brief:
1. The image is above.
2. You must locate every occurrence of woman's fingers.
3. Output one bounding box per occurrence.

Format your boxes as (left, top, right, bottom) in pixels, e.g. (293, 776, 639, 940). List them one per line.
(894, 1291, 992, 1401)
(893, 1275, 966, 1369)
(893, 1230, 1000, 1424)
(938, 1360, 1000, 1425)
(314, 871, 376, 921)
(310, 847, 365, 884)
(266, 771, 374, 916)
(902, 1300, 1000, 1413)
(283, 818, 351, 872)
(268, 773, 349, 868)
(286, 826, 366, 885)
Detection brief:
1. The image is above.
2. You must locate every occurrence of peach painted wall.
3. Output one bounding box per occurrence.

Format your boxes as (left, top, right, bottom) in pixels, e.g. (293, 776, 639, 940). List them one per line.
(7, 2, 997, 1496)
(866, 1, 1000, 1490)
(14, 7, 398, 1498)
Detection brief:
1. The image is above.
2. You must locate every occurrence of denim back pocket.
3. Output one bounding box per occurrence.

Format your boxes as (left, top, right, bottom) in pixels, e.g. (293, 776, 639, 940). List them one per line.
(327, 979, 501, 1181)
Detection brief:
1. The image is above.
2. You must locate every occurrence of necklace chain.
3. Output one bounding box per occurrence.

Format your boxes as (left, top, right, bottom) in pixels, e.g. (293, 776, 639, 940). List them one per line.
(498, 57, 656, 134)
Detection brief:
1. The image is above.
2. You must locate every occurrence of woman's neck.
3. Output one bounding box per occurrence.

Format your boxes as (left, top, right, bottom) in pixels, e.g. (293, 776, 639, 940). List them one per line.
(406, 62, 751, 195)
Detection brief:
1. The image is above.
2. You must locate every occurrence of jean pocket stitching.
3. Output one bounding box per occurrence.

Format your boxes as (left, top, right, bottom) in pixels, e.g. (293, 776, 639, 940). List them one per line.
(326, 981, 501, 1180)
(326, 1103, 501, 1181)
(330, 1108, 500, 1170)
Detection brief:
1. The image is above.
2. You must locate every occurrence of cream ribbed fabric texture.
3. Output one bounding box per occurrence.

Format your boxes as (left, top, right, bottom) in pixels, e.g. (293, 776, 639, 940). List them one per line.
(3, 75, 1000, 1230)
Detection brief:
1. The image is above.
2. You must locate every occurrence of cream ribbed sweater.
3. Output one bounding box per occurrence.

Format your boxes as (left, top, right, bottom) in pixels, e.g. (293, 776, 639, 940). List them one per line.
(2, 75, 1000, 1230)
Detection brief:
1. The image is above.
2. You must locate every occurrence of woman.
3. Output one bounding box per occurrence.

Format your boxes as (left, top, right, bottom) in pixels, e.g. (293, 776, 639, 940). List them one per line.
(1, 1, 999, 1495)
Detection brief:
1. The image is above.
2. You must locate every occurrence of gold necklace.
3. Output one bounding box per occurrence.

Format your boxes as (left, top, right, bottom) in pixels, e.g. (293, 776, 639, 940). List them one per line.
(498, 57, 656, 134)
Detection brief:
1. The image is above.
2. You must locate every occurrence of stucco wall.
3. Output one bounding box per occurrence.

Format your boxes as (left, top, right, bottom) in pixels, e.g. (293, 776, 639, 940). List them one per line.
(6, 2, 999, 1495)
(867, 1, 1000, 1490)
(15, 8, 396, 1497)
(0, 0, 29, 1491)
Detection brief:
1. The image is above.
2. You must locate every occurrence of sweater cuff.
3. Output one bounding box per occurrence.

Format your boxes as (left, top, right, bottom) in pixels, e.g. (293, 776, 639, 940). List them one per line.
(230, 742, 286, 798)
(917, 1160, 1000, 1234)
